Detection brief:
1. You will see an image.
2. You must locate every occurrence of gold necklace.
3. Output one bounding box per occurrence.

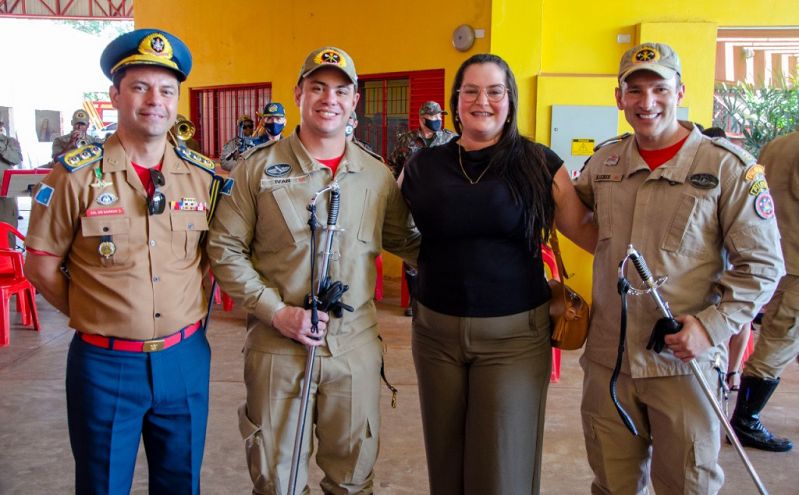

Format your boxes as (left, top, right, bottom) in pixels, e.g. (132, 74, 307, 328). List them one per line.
(458, 145, 492, 184)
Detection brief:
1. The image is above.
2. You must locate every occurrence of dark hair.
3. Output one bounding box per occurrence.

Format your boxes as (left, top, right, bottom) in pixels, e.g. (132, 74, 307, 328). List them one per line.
(701, 126, 727, 139)
(112, 68, 127, 90)
(449, 53, 555, 249)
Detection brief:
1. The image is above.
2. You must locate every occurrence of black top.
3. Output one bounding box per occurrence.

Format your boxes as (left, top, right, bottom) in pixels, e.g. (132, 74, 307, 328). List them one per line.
(401, 139, 563, 317)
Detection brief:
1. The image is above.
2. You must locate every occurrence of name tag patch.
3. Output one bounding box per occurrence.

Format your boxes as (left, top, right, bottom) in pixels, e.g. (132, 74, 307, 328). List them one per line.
(86, 207, 125, 217)
(594, 174, 623, 182)
(261, 175, 309, 187)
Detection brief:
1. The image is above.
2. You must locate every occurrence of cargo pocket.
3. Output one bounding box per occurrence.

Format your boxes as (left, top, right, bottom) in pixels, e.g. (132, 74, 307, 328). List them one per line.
(238, 403, 271, 490)
(350, 415, 379, 484)
(80, 215, 131, 266)
(170, 210, 209, 259)
(687, 437, 719, 493)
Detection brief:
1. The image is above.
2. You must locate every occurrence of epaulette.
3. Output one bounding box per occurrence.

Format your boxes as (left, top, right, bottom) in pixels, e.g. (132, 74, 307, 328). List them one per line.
(353, 139, 386, 163)
(710, 137, 757, 166)
(241, 138, 278, 160)
(58, 144, 103, 173)
(593, 133, 631, 151)
(174, 146, 217, 174)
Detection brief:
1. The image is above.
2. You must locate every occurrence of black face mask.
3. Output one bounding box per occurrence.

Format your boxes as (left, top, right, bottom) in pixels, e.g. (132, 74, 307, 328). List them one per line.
(424, 119, 442, 132)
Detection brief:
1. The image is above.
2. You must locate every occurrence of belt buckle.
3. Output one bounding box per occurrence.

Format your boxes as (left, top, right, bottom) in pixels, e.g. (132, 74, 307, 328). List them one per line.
(142, 339, 165, 352)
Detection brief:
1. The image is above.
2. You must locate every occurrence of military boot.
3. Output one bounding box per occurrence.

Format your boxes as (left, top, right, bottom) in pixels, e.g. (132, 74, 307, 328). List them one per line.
(731, 375, 793, 452)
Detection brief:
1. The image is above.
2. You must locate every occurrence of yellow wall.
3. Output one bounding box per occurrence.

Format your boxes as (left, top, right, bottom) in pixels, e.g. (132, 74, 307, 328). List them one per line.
(136, 0, 492, 126)
(136, 0, 799, 289)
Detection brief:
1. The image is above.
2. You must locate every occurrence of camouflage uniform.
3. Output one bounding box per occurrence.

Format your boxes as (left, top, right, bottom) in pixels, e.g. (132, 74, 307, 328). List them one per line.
(388, 128, 456, 178)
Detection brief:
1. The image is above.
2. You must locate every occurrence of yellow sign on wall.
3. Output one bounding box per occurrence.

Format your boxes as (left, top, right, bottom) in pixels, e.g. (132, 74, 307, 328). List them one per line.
(571, 138, 595, 156)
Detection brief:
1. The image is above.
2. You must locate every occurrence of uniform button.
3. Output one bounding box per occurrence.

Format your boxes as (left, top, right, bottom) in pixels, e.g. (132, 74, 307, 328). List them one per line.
(154, 312, 161, 318)
(149, 240, 156, 247)
(152, 276, 160, 282)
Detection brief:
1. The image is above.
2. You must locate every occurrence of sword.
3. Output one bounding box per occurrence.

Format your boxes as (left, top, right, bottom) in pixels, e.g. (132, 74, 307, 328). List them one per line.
(621, 245, 768, 495)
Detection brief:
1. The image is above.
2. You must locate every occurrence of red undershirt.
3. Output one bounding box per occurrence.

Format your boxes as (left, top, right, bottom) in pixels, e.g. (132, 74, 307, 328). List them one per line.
(317, 154, 344, 176)
(637, 135, 689, 170)
(131, 161, 163, 195)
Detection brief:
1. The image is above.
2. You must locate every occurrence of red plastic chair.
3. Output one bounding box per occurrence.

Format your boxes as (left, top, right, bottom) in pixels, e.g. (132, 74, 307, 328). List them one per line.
(0, 248, 41, 347)
(541, 244, 562, 383)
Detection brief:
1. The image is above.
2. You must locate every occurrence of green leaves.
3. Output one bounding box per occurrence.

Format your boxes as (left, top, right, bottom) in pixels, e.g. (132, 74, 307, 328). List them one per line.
(713, 76, 799, 157)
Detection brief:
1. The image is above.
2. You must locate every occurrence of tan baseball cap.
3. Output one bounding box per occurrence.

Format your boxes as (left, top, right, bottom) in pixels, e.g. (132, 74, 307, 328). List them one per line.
(71, 109, 90, 126)
(618, 42, 681, 83)
(298, 46, 357, 84)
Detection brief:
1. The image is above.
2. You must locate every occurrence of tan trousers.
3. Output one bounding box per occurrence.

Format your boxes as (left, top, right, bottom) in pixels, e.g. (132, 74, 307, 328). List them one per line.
(580, 360, 724, 494)
(238, 337, 382, 495)
(412, 302, 552, 495)
(745, 275, 799, 379)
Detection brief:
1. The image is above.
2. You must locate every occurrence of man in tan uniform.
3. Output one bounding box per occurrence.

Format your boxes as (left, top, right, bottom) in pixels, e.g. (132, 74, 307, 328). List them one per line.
(731, 130, 799, 452)
(206, 46, 420, 494)
(0, 124, 23, 246)
(574, 42, 783, 494)
(51, 109, 94, 159)
(24, 29, 219, 494)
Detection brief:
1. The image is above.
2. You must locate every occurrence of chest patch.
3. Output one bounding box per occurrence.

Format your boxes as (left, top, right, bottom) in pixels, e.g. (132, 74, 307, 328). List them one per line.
(265, 163, 292, 177)
(688, 173, 719, 190)
(96, 192, 118, 205)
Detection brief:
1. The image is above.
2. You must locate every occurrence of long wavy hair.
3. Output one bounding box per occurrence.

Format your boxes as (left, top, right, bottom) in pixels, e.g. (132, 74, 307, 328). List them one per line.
(450, 53, 555, 249)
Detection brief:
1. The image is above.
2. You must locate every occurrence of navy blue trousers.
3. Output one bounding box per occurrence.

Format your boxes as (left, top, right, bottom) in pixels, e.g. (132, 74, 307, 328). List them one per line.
(66, 330, 211, 495)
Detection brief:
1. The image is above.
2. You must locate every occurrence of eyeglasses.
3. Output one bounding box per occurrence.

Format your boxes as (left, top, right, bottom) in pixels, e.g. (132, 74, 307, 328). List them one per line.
(242, 124, 254, 129)
(457, 84, 508, 103)
(148, 169, 166, 215)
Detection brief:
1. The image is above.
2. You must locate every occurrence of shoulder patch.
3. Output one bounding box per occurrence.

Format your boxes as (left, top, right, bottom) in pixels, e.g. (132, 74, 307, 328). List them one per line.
(34, 184, 54, 206)
(241, 138, 278, 160)
(710, 137, 756, 166)
(594, 133, 631, 151)
(174, 146, 217, 174)
(57, 144, 103, 173)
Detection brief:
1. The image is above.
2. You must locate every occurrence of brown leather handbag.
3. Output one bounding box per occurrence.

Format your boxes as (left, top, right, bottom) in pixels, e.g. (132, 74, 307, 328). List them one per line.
(547, 229, 590, 350)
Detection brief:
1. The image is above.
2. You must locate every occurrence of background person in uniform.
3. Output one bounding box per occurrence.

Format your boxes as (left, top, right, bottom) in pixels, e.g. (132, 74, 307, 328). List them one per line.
(206, 46, 420, 495)
(401, 53, 596, 495)
(0, 121, 23, 246)
(731, 129, 799, 452)
(254, 101, 287, 144)
(220, 114, 255, 171)
(24, 28, 218, 494)
(390, 100, 456, 317)
(574, 42, 784, 494)
(51, 109, 92, 159)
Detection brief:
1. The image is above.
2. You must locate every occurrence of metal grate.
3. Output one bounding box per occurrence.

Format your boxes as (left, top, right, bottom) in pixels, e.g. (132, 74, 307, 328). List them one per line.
(190, 84, 271, 158)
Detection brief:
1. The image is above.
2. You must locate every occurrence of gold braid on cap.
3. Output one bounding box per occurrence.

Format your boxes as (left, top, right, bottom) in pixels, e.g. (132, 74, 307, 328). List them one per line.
(111, 32, 179, 75)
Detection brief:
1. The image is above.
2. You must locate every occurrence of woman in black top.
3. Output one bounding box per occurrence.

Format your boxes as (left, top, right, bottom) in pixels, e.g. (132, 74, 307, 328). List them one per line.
(401, 54, 596, 494)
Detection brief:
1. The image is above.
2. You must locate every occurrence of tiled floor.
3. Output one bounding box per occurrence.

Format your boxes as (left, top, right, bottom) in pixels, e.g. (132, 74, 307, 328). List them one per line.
(1, 278, 797, 494)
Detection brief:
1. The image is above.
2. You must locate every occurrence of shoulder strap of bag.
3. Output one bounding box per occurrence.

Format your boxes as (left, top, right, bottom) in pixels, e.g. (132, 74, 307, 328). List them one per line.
(549, 227, 571, 281)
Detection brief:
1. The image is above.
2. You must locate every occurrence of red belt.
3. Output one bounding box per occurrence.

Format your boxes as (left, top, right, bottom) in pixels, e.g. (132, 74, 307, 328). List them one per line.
(78, 321, 203, 353)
